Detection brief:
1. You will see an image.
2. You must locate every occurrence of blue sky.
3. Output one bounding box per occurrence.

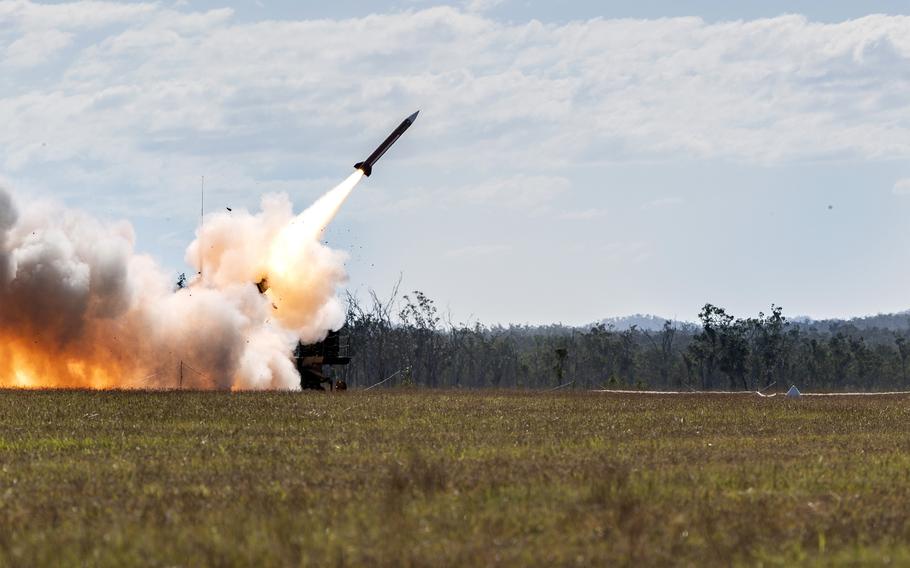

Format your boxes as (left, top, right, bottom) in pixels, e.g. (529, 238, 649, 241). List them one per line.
(2, 1, 910, 325)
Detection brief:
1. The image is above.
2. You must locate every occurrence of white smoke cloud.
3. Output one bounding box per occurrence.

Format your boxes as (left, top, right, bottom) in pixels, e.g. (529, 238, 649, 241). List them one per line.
(0, 172, 362, 389)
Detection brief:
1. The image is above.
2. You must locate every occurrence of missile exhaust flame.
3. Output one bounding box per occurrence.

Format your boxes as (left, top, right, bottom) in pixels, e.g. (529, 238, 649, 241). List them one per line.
(0, 170, 366, 390)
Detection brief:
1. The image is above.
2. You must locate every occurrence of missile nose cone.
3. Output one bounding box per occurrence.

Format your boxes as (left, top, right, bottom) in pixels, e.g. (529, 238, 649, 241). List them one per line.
(407, 110, 419, 123)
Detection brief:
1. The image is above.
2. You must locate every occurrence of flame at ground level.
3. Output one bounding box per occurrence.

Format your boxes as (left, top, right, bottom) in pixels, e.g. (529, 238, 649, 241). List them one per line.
(0, 171, 363, 389)
(0, 338, 126, 389)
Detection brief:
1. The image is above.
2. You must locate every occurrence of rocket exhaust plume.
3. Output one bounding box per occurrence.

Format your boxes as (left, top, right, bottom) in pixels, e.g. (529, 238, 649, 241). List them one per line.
(0, 171, 364, 390)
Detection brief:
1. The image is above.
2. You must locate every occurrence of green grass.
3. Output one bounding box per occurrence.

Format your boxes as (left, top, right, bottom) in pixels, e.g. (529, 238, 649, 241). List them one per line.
(2, 390, 910, 566)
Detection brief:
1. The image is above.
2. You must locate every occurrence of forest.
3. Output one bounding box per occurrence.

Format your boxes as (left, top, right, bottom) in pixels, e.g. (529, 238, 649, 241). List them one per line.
(337, 286, 910, 391)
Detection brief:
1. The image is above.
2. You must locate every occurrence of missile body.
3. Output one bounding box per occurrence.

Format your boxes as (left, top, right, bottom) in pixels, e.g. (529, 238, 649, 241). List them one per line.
(354, 111, 419, 177)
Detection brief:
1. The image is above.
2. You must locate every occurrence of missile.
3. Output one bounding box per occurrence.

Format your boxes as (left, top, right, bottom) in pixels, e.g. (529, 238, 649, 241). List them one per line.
(354, 111, 419, 177)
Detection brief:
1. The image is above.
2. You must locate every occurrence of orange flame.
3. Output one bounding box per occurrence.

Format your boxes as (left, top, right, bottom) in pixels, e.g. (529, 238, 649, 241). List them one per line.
(0, 337, 133, 389)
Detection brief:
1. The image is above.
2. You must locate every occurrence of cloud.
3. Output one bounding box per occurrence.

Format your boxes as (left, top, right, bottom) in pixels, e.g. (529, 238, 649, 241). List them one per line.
(1, 3, 909, 218)
(893, 178, 910, 196)
(464, 0, 506, 13)
(0, 1, 156, 31)
(4, 29, 73, 67)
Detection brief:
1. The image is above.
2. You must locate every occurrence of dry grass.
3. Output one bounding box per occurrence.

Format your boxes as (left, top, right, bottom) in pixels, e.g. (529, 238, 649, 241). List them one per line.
(1, 390, 910, 566)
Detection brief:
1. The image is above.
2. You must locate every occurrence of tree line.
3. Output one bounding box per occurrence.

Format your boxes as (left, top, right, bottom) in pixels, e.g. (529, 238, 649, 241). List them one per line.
(334, 286, 910, 391)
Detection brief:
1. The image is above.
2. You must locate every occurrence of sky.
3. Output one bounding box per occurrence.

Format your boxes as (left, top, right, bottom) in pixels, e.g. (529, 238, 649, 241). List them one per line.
(1, 1, 909, 326)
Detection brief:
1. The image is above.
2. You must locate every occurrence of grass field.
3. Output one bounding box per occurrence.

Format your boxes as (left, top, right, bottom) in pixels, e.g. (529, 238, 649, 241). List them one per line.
(2, 390, 910, 566)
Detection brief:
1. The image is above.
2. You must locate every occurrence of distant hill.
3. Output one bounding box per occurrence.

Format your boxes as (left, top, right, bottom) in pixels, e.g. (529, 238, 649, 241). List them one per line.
(797, 310, 910, 333)
(592, 314, 694, 332)
(589, 310, 910, 333)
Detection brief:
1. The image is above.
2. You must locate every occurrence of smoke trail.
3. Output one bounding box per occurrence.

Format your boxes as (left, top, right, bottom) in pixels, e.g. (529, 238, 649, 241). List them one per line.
(0, 171, 364, 389)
